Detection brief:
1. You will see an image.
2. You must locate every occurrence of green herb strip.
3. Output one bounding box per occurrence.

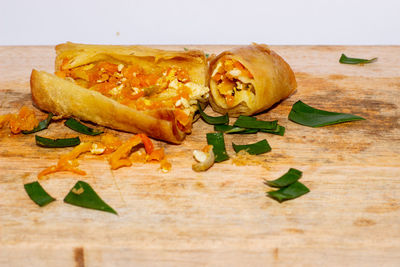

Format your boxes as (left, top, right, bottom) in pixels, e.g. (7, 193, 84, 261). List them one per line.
(22, 113, 53, 134)
(24, 181, 56, 207)
(288, 100, 365, 127)
(267, 181, 310, 203)
(198, 103, 229, 125)
(339, 54, 377, 64)
(265, 168, 302, 188)
(35, 135, 81, 148)
(206, 132, 229, 162)
(232, 139, 271, 155)
(233, 115, 278, 130)
(215, 124, 284, 136)
(64, 118, 103, 136)
(214, 124, 258, 134)
(259, 125, 285, 136)
(64, 181, 117, 215)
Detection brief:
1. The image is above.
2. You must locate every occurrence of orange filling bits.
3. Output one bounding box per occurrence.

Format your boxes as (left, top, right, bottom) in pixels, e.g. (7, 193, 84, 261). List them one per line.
(38, 142, 92, 179)
(0, 106, 39, 134)
(38, 133, 170, 178)
(59, 61, 193, 115)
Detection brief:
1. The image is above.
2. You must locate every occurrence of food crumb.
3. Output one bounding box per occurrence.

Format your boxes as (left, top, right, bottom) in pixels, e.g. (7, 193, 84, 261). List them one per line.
(231, 150, 269, 169)
(160, 159, 172, 173)
(72, 187, 84, 195)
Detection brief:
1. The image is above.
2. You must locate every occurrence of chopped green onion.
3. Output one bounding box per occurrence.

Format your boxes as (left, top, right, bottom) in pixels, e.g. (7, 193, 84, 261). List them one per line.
(232, 139, 271, 155)
(265, 168, 302, 188)
(64, 181, 117, 215)
(339, 54, 377, 64)
(214, 124, 258, 134)
(205, 53, 210, 58)
(206, 132, 229, 162)
(267, 181, 310, 203)
(183, 48, 189, 51)
(35, 135, 81, 148)
(234, 115, 278, 130)
(64, 118, 103, 136)
(198, 103, 229, 125)
(22, 113, 53, 134)
(24, 181, 55, 207)
(288, 100, 365, 127)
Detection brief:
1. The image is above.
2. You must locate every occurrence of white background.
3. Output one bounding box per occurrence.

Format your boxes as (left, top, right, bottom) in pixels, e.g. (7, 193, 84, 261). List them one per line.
(1, 0, 399, 45)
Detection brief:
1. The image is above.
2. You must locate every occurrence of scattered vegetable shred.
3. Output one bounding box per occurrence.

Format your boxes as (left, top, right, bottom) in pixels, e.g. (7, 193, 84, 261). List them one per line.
(1, 106, 39, 134)
(38, 133, 170, 179)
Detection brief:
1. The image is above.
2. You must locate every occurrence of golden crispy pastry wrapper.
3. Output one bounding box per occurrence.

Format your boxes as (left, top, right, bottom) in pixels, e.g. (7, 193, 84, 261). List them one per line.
(209, 44, 297, 116)
(55, 42, 207, 86)
(31, 43, 209, 144)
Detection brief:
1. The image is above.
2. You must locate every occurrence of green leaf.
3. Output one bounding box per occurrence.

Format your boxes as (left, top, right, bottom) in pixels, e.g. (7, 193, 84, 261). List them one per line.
(24, 181, 56, 207)
(214, 122, 284, 136)
(64, 181, 117, 215)
(35, 135, 81, 148)
(233, 115, 278, 130)
(206, 132, 229, 162)
(183, 47, 189, 51)
(232, 139, 271, 155)
(267, 181, 310, 203)
(288, 100, 365, 127)
(214, 124, 258, 134)
(339, 54, 377, 64)
(22, 113, 53, 134)
(64, 118, 103, 136)
(265, 168, 302, 188)
(205, 53, 210, 58)
(259, 125, 285, 136)
(198, 103, 229, 125)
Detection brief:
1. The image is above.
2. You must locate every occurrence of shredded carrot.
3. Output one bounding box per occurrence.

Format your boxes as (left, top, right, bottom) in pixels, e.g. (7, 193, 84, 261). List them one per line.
(176, 68, 190, 83)
(109, 135, 142, 170)
(138, 133, 154, 154)
(8, 106, 39, 134)
(225, 95, 235, 107)
(97, 62, 118, 73)
(129, 148, 147, 163)
(223, 59, 234, 71)
(212, 73, 223, 82)
(38, 142, 92, 179)
(147, 148, 165, 162)
(91, 82, 115, 96)
(101, 133, 123, 154)
(121, 87, 145, 101)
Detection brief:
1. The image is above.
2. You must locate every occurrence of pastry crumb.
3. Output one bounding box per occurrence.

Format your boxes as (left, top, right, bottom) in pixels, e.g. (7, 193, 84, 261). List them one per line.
(231, 150, 269, 170)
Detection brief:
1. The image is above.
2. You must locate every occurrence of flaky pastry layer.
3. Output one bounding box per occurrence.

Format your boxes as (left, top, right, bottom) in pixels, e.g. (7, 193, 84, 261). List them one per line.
(209, 44, 297, 117)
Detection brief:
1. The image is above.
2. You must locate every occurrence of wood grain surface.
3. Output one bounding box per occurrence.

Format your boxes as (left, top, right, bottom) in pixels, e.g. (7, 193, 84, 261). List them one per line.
(0, 45, 399, 266)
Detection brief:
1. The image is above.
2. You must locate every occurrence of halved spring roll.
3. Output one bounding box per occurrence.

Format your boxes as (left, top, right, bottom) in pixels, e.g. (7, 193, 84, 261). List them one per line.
(31, 43, 210, 144)
(209, 44, 297, 117)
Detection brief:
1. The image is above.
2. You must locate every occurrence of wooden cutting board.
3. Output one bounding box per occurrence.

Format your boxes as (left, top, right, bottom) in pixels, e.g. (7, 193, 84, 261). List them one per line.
(0, 45, 399, 266)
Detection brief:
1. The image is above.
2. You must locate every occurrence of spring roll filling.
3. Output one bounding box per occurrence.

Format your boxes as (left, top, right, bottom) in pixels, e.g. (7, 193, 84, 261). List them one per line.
(56, 61, 209, 132)
(211, 57, 255, 107)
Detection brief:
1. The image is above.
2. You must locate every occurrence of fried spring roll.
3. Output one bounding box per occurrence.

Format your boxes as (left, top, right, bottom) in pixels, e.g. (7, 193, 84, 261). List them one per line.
(209, 44, 297, 116)
(31, 43, 210, 144)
